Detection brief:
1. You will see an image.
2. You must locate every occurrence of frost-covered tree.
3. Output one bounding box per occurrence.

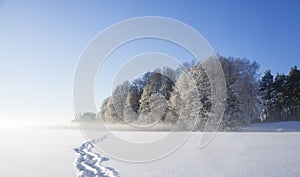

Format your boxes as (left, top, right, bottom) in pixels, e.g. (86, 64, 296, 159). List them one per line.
(139, 70, 164, 123)
(160, 67, 176, 100)
(234, 58, 260, 124)
(167, 68, 201, 130)
(123, 84, 140, 122)
(165, 86, 180, 124)
(73, 112, 97, 122)
(218, 57, 241, 130)
(111, 81, 130, 121)
(166, 61, 212, 130)
(100, 97, 110, 122)
(219, 56, 260, 130)
(189, 62, 211, 130)
(99, 56, 262, 130)
(105, 97, 120, 123)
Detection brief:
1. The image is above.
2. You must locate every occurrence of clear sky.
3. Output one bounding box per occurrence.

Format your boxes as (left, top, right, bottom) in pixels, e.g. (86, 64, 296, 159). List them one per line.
(0, 0, 300, 125)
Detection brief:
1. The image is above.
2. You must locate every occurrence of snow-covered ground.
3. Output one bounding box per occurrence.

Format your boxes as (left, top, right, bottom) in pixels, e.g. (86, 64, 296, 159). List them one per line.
(92, 132, 300, 177)
(74, 135, 119, 177)
(239, 121, 300, 132)
(1, 122, 300, 177)
(0, 128, 85, 177)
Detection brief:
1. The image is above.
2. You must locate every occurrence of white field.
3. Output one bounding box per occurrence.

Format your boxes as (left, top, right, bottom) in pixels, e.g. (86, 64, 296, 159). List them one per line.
(1, 122, 300, 177)
(106, 131, 300, 177)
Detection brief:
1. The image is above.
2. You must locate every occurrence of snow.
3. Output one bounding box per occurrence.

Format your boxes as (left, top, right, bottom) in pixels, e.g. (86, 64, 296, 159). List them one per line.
(239, 121, 300, 132)
(1, 122, 300, 177)
(74, 135, 119, 177)
(0, 128, 85, 177)
(76, 122, 300, 177)
(96, 131, 300, 177)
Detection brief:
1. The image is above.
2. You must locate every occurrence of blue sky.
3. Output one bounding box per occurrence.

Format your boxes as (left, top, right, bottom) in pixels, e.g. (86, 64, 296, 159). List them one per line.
(0, 0, 300, 124)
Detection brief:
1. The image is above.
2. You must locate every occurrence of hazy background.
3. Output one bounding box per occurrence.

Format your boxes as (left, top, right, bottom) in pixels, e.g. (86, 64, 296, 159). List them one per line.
(0, 0, 299, 125)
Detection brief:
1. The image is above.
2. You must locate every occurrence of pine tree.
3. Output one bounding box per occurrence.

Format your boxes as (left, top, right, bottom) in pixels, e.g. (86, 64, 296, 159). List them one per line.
(259, 69, 274, 121)
(272, 73, 288, 121)
(286, 66, 300, 120)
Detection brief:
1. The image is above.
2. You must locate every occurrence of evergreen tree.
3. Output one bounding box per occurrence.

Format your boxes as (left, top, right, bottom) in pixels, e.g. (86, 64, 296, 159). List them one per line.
(272, 73, 288, 121)
(259, 69, 274, 121)
(286, 66, 300, 120)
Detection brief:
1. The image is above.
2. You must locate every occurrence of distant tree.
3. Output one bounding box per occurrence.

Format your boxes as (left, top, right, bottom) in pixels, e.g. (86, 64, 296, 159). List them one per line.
(105, 98, 120, 123)
(73, 112, 97, 122)
(100, 97, 110, 122)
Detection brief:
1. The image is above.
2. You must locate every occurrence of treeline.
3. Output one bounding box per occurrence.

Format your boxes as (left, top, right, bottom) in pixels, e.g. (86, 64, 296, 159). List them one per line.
(99, 56, 263, 130)
(259, 66, 300, 122)
(98, 56, 300, 130)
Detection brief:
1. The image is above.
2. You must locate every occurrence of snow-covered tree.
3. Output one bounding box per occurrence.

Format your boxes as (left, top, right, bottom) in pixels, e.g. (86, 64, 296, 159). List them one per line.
(99, 56, 262, 130)
(165, 86, 180, 124)
(272, 73, 288, 121)
(105, 97, 120, 123)
(259, 69, 274, 121)
(111, 81, 130, 121)
(100, 97, 110, 122)
(286, 66, 300, 120)
(259, 66, 299, 121)
(189, 62, 212, 130)
(171, 70, 201, 130)
(219, 56, 260, 130)
(160, 67, 176, 100)
(123, 84, 140, 123)
(138, 69, 166, 124)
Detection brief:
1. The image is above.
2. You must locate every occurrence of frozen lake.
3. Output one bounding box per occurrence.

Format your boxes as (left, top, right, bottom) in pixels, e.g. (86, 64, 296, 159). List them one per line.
(1, 123, 300, 177)
(0, 127, 84, 177)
